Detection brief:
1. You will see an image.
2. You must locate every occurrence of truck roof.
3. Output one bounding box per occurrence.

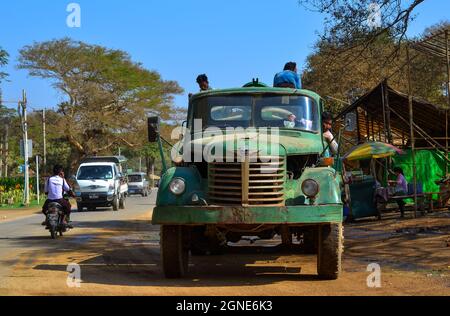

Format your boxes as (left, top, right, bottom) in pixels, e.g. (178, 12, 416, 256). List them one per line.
(189, 85, 322, 102)
(80, 156, 127, 164)
(78, 162, 117, 167)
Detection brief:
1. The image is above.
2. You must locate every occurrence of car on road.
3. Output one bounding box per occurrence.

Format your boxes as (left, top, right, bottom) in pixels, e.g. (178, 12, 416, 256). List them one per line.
(73, 156, 128, 212)
(127, 172, 150, 197)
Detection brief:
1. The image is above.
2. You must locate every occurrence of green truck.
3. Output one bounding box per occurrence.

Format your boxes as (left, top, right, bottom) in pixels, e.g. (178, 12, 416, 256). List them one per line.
(148, 81, 344, 280)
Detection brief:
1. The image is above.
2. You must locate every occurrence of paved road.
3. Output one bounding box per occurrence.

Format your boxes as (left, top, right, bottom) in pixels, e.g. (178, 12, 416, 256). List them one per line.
(0, 191, 157, 293)
(0, 191, 448, 296)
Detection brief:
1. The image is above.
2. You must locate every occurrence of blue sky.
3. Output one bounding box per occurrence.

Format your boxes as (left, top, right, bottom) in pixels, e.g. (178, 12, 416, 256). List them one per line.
(0, 0, 449, 112)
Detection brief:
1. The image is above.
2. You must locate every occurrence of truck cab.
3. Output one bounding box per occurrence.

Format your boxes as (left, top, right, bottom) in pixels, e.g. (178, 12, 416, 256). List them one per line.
(73, 156, 128, 212)
(149, 82, 343, 280)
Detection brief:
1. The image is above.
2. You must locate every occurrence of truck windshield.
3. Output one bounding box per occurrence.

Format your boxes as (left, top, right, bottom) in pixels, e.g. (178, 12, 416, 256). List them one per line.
(191, 94, 319, 132)
(77, 166, 114, 180)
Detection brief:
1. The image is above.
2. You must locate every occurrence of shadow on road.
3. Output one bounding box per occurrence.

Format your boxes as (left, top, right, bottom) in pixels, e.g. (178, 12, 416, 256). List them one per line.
(32, 245, 322, 287)
(2, 218, 321, 287)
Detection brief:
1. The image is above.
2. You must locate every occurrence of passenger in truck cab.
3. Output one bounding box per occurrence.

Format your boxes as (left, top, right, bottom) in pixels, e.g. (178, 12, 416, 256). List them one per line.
(322, 111, 339, 156)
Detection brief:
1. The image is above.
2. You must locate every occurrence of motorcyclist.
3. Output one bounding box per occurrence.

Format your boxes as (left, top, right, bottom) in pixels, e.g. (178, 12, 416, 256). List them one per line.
(42, 165, 76, 228)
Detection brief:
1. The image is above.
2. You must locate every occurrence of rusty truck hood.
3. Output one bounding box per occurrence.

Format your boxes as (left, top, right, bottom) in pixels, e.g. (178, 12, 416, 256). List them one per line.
(185, 129, 324, 157)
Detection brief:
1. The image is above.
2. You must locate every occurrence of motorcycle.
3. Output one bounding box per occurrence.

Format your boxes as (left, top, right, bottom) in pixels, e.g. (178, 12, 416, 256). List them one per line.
(45, 202, 69, 239)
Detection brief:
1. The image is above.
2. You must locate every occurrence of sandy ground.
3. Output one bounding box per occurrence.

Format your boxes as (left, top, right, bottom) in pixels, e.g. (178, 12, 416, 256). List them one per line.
(0, 193, 449, 296)
(0, 207, 42, 223)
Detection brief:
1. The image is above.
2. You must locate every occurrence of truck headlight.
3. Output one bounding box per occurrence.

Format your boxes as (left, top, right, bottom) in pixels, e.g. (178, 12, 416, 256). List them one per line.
(302, 179, 319, 198)
(169, 178, 186, 195)
(108, 185, 115, 195)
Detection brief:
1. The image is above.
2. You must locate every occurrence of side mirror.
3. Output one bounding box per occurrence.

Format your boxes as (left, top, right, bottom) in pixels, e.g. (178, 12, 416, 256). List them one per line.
(345, 112, 357, 132)
(70, 175, 77, 182)
(148, 117, 161, 143)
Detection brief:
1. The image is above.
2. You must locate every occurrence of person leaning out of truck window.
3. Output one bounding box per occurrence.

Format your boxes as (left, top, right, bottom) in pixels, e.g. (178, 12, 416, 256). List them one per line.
(273, 62, 301, 89)
(322, 111, 339, 156)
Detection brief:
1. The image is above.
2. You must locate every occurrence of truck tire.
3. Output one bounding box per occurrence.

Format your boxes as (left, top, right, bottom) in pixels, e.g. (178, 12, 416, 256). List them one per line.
(112, 195, 119, 211)
(119, 194, 125, 209)
(161, 225, 189, 278)
(317, 223, 343, 280)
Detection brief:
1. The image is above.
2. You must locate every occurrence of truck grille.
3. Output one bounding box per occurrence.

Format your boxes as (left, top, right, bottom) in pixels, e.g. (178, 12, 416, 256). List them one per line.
(208, 156, 285, 207)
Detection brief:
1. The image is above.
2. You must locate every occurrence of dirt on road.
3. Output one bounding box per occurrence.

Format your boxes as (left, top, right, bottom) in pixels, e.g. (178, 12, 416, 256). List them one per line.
(0, 210, 449, 296)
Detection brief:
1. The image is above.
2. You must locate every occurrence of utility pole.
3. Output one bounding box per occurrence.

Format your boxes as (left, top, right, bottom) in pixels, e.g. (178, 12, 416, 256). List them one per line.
(18, 90, 30, 206)
(0, 89, 3, 178)
(36, 155, 40, 204)
(42, 108, 47, 175)
(4, 122, 9, 178)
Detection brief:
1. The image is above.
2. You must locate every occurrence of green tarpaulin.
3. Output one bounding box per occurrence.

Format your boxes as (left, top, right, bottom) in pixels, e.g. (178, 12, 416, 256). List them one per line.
(392, 149, 447, 200)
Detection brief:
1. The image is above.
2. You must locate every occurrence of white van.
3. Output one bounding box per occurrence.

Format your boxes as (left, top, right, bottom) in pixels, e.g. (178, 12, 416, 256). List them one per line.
(74, 156, 128, 212)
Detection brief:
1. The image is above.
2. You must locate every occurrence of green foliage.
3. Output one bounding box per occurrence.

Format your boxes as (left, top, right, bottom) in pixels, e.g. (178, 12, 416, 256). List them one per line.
(17, 38, 183, 171)
(0, 46, 8, 81)
(0, 177, 44, 206)
(303, 22, 449, 113)
(0, 177, 38, 191)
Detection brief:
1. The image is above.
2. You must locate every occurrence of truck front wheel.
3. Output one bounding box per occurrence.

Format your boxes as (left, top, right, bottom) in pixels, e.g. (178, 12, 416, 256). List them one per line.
(317, 223, 343, 280)
(161, 225, 189, 278)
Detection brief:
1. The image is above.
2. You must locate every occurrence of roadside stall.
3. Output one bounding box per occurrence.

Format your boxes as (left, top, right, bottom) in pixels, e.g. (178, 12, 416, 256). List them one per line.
(336, 79, 450, 218)
(342, 141, 404, 221)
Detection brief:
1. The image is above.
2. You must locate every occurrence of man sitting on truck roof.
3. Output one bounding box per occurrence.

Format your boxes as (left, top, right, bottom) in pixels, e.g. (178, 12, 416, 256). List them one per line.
(273, 62, 301, 89)
(196, 74, 212, 91)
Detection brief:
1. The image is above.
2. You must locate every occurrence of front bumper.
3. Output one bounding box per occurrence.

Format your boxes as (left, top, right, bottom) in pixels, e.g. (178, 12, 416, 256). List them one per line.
(76, 192, 114, 206)
(128, 188, 144, 194)
(152, 204, 343, 225)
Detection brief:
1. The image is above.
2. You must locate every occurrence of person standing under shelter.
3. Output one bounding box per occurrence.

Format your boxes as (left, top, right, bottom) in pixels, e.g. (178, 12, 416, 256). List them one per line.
(273, 62, 301, 89)
(390, 167, 409, 218)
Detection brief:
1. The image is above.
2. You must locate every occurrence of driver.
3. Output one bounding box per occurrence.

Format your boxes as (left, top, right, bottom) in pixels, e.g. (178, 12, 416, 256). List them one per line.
(284, 114, 312, 130)
(41, 165, 76, 228)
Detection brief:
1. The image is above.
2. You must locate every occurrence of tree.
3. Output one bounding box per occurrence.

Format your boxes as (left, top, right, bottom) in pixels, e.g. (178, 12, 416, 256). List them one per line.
(0, 47, 8, 82)
(18, 38, 183, 170)
(303, 22, 448, 113)
(299, 0, 427, 76)
(299, 0, 425, 47)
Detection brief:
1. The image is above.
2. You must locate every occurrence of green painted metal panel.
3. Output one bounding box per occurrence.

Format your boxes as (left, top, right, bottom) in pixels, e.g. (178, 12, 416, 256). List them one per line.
(156, 167, 207, 207)
(152, 204, 343, 225)
(300, 167, 342, 205)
